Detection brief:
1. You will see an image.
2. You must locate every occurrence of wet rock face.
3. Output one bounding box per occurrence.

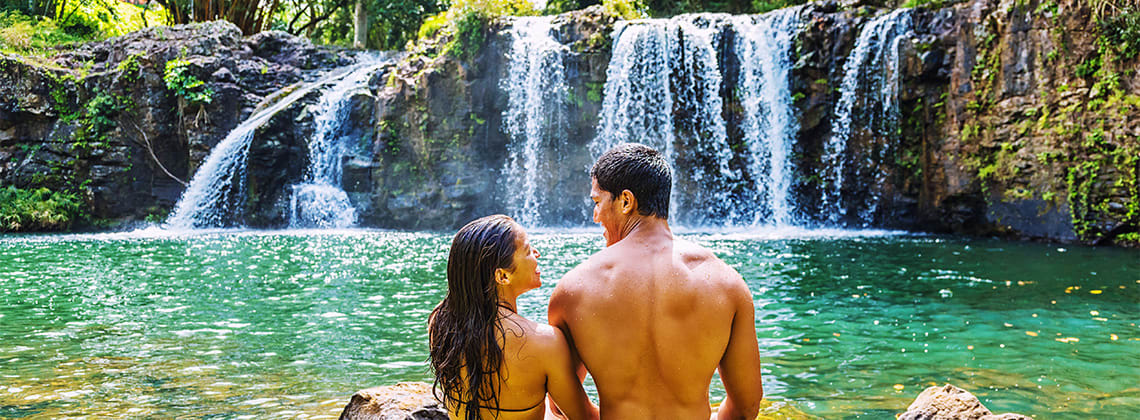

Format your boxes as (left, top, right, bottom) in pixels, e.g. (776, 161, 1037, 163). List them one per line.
(788, 0, 1137, 244)
(0, 21, 353, 225)
(360, 6, 614, 229)
(2, 1, 1135, 241)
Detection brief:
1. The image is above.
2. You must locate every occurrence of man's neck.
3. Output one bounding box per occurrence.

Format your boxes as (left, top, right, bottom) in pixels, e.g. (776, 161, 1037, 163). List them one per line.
(616, 215, 671, 244)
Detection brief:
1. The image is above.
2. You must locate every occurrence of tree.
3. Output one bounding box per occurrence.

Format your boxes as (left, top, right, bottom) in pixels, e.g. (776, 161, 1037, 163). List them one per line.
(152, 0, 284, 34)
(353, 0, 366, 48)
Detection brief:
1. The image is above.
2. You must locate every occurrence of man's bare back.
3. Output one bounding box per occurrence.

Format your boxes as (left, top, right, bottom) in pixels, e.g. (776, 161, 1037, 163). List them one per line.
(549, 151, 763, 420)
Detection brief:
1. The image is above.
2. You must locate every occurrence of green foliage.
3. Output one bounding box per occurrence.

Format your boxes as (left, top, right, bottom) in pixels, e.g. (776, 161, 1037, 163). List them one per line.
(163, 58, 213, 105)
(1099, 7, 1140, 60)
(1074, 56, 1101, 78)
(417, 11, 449, 40)
(82, 92, 120, 137)
(602, 0, 646, 19)
(115, 52, 144, 82)
(586, 81, 603, 103)
(450, 7, 488, 60)
(412, 0, 536, 59)
(0, 10, 85, 54)
(0, 2, 167, 54)
(0, 186, 85, 232)
(901, 0, 946, 8)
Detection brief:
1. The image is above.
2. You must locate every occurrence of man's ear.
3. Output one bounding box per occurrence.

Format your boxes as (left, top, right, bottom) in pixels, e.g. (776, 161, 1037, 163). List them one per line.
(619, 189, 637, 215)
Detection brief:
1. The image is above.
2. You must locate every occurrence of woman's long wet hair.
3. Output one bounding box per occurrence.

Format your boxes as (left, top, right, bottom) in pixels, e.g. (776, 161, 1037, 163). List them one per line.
(429, 215, 519, 420)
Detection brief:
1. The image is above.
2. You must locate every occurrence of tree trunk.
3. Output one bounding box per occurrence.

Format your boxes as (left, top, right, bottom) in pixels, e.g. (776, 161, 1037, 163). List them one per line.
(353, 0, 368, 49)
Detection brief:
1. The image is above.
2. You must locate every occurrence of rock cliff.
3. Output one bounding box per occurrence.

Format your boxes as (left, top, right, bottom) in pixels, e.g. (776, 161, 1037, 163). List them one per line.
(0, 21, 355, 224)
(0, 1, 1135, 245)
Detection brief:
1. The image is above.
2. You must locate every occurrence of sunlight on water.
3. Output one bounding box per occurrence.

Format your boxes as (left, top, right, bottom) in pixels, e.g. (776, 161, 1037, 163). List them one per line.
(1, 231, 1137, 418)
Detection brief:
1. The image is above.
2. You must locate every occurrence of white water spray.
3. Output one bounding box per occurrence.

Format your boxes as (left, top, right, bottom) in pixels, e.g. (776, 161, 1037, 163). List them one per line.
(166, 60, 384, 229)
(501, 16, 569, 226)
(822, 9, 913, 226)
(289, 59, 386, 228)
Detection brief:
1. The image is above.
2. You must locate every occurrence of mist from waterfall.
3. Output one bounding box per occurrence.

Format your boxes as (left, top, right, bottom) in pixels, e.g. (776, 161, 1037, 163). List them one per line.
(289, 60, 385, 228)
(822, 9, 913, 227)
(501, 16, 569, 227)
(165, 60, 383, 229)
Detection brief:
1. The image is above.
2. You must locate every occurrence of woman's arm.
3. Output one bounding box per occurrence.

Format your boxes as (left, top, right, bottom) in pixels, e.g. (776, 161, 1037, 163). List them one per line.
(542, 326, 599, 420)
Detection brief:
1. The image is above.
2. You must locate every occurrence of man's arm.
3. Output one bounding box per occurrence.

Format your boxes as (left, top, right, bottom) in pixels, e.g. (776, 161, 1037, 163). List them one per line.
(714, 272, 763, 420)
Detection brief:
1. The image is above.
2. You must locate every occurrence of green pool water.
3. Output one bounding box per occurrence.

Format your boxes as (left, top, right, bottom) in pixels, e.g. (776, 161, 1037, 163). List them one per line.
(1, 229, 1137, 418)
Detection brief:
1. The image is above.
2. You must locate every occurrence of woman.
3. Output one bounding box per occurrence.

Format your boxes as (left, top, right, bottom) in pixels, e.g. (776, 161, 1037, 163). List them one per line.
(429, 215, 599, 420)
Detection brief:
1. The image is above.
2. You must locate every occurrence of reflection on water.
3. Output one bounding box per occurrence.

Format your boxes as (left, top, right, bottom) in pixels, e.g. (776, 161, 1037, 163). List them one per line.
(1, 230, 1137, 418)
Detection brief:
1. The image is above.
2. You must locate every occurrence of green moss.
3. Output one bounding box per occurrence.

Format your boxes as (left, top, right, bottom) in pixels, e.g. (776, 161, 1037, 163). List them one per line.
(586, 81, 604, 103)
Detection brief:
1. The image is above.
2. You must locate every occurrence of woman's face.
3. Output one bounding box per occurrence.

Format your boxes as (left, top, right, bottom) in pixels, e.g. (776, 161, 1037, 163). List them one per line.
(504, 226, 541, 293)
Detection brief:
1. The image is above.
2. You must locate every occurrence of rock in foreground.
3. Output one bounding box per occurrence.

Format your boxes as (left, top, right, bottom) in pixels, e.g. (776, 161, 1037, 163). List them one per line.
(339, 382, 446, 420)
(899, 384, 1031, 420)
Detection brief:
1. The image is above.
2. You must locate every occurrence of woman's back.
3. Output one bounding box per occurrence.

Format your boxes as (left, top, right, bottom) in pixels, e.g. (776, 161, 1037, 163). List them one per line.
(448, 313, 555, 420)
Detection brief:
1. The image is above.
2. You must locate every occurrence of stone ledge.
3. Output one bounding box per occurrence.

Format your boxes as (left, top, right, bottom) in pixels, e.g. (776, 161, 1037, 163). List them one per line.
(341, 382, 1031, 419)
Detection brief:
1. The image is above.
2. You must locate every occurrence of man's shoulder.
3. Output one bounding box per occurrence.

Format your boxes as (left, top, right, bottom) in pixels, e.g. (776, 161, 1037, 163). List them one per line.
(556, 246, 618, 289)
(675, 238, 737, 273)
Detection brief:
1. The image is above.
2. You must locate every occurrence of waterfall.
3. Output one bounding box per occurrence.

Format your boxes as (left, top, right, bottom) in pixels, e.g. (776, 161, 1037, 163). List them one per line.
(166, 60, 383, 229)
(592, 16, 735, 225)
(593, 21, 676, 170)
(731, 6, 802, 226)
(289, 59, 385, 228)
(821, 9, 913, 226)
(591, 10, 804, 227)
(501, 16, 569, 227)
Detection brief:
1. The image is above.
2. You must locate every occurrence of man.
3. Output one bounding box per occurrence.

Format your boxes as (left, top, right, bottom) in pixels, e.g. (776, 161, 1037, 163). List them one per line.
(548, 143, 764, 419)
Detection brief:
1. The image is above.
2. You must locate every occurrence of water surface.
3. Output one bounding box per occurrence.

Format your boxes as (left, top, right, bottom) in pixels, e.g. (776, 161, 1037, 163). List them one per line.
(1, 229, 1137, 418)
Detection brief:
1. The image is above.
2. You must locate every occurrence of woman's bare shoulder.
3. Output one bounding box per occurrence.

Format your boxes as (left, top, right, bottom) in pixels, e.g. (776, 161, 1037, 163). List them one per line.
(528, 323, 571, 354)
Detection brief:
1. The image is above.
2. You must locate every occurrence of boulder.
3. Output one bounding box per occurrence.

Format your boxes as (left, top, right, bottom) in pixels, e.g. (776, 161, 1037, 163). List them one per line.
(339, 382, 447, 420)
(898, 384, 1032, 420)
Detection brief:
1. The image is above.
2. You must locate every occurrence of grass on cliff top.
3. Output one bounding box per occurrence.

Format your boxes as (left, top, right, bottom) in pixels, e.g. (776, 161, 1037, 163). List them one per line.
(0, 4, 168, 56)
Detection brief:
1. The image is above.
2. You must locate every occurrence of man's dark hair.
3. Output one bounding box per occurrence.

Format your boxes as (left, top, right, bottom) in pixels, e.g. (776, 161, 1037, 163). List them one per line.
(591, 143, 672, 219)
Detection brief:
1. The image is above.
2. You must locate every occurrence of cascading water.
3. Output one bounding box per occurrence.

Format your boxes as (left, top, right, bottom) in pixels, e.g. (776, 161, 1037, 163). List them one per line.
(501, 16, 569, 227)
(592, 11, 804, 227)
(593, 21, 676, 168)
(289, 59, 386, 228)
(592, 16, 736, 225)
(821, 9, 913, 226)
(166, 60, 383, 229)
(731, 7, 802, 227)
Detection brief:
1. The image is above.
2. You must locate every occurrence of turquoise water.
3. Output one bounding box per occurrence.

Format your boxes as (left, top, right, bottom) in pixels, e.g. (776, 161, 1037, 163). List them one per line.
(1, 229, 1137, 418)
